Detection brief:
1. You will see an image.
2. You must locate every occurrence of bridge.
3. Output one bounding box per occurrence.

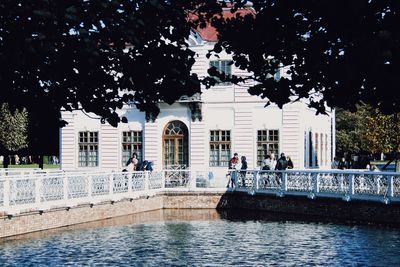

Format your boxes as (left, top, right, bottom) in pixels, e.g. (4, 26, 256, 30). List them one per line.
(1, 168, 399, 215)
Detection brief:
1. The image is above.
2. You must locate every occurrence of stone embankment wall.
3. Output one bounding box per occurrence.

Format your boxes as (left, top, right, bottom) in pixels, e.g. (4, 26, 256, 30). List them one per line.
(0, 196, 163, 238)
(2, 191, 400, 238)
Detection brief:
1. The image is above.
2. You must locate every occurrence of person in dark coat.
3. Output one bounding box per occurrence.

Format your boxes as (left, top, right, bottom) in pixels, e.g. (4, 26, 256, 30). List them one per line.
(137, 160, 153, 171)
(338, 157, 347, 170)
(240, 156, 248, 186)
(287, 156, 294, 169)
(275, 153, 288, 170)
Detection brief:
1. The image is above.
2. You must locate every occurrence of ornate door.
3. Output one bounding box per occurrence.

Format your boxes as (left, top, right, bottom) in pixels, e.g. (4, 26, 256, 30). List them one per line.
(163, 121, 188, 168)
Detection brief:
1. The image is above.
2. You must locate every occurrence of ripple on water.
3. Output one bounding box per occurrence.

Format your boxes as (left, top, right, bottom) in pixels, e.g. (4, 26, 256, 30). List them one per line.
(0, 210, 400, 266)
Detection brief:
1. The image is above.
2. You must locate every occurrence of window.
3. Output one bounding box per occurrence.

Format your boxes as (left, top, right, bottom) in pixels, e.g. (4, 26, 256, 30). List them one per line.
(325, 134, 328, 166)
(210, 130, 231, 167)
(309, 131, 313, 167)
(257, 130, 279, 166)
(274, 69, 281, 81)
(210, 60, 232, 85)
(78, 131, 98, 167)
(320, 133, 324, 166)
(163, 121, 188, 168)
(122, 131, 143, 166)
(315, 133, 319, 167)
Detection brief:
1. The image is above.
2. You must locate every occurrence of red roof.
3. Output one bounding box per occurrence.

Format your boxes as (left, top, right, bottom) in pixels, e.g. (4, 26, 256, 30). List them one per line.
(189, 8, 255, 42)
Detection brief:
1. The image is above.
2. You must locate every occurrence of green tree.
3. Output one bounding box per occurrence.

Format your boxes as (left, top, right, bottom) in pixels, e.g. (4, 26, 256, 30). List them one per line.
(335, 105, 400, 170)
(0, 103, 28, 168)
(335, 107, 370, 156)
(364, 109, 400, 170)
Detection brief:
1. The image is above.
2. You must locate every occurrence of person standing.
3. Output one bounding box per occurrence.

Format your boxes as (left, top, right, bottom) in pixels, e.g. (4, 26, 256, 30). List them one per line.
(287, 156, 294, 169)
(331, 157, 339, 169)
(345, 153, 353, 169)
(274, 153, 288, 187)
(126, 152, 139, 167)
(275, 153, 288, 170)
(229, 153, 239, 169)
(338, 157, 347, 170)
(227, 153, 239, 188)
(126, 152, 139, 172)
(262, 155, 272, 170)
(240, 156, 248, 186)
(270, 153, 277, 170)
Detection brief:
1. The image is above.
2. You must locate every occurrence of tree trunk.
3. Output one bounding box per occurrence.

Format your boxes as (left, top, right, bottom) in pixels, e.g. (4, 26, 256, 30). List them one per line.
(3, 155, 10, 168)
(394, 114, 399, 172)
(38, 155, 44, 169)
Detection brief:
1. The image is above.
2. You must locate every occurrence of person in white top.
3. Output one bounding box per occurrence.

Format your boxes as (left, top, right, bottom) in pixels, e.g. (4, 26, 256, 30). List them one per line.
(270, 153, 277, 170)
(262, 155, 272, 170)
(126, 153, 139, 173)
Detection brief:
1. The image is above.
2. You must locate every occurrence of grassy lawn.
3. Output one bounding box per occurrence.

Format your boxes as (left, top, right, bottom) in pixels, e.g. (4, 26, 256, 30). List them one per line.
(1, 164, 60, 169)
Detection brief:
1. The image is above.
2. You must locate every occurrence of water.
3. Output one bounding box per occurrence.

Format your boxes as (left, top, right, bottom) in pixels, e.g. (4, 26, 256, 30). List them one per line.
(376, 163, 396, 172)
(0, 209, 399, 266)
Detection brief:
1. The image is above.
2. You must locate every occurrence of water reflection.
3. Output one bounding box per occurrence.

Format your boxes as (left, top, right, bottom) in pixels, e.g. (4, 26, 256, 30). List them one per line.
(0, 209, 399, 266)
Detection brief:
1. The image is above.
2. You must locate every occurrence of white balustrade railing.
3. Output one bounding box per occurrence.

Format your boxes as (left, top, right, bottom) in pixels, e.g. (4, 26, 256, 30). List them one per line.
(232, 169, 400, 203)
(0, 168, 65, 177)
(1, 169, 399, 215)
(0, 170, 164, 215)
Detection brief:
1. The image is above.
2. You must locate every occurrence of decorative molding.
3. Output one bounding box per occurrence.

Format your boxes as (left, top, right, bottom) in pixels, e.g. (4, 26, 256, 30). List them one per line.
(145, 110, 158, 123)
(188, 102, 203, 122)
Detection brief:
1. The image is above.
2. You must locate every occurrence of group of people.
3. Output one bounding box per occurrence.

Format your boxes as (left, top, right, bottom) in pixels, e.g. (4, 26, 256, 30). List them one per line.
(331, 157, 351, 170)
(123, 153, 153, 172)
(226, 152, 293, 188)
(227, 153, 247, 187)
(331, 156, 378, 171)
(0, 155, 59, 166)
(261, 153, 294, 171)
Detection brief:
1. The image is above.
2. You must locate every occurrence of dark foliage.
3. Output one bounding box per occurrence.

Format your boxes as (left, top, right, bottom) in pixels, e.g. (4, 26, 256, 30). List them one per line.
(2, 0, 399, 127)
(0, 0, 223, 127)
(211, 0, 400, 114)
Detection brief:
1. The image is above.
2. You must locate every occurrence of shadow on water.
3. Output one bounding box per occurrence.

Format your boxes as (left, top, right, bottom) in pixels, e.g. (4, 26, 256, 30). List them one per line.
(216, 208, 391, 229)
(215, 191, 400, 229)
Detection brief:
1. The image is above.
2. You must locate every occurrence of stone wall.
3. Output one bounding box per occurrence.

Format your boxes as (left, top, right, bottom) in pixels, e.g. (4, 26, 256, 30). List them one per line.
(163, 191, 226, 209)
(2, 191, 400, 238)
(0, 196, 163, 238)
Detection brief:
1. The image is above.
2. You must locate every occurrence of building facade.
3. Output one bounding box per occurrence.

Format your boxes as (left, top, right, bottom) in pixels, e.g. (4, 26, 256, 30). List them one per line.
(60, 29, 335, 177)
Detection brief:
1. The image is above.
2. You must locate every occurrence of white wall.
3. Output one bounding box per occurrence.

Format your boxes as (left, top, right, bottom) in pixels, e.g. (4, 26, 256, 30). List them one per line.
(61, 110, 102, 171)
(60, 33, 334, 173)
(301, 106, 334, 169)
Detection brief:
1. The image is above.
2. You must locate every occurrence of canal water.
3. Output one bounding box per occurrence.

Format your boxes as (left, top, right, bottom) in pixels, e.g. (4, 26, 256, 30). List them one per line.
(0, 209, 399, 266)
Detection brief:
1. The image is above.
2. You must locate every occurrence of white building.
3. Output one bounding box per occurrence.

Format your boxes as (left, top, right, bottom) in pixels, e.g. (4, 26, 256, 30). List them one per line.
(60, 20, 335, 178)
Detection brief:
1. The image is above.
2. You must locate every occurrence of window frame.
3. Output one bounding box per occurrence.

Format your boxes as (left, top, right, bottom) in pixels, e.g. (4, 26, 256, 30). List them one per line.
(256, 129, 280, 167)
(121, 130, 143, 166)
(209, 60, 233, 86)
(209, 130, 231, 167)
(315, 133, 319, 167)
(78, 131, 99, 167)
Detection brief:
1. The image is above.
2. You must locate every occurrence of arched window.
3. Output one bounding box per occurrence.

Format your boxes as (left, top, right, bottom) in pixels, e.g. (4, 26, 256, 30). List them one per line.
(163, 121, 188, 168)
(164, 121, 186, 136)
